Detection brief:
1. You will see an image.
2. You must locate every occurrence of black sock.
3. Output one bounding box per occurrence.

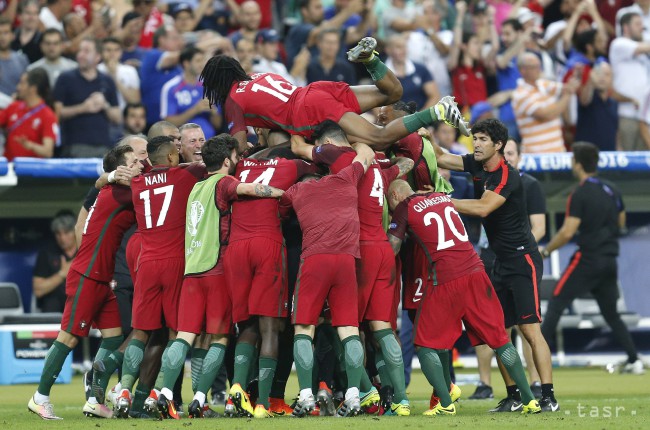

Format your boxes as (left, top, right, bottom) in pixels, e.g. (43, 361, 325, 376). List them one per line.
(506, 385, 521, 401)
(541, 383, 555, 400)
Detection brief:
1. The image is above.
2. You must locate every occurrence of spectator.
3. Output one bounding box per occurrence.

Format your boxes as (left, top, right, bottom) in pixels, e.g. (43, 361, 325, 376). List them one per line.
(134, 0, 166, 49)
(562, 0, 609, 81)
(98, 37, 141, 111)
(53, 38, 121, 157)
(385, 34, 439, 109)
(381, 0, 424, 40)
(235, 37, 255, 74)
(434, 122, 468, 155)
(195, 0, 232, 35)
(140, 24, 183, 127)
(306, 28, 355, 84)
(32, 211, 78, 313)
(610, 12, 650, 151)
(0, 68, 58, 160)
(170, 1, 211, 45)
(495, 18, 530, 140)
(543, 0, 582, 72)
(616, 0, 650, 40)
(253, 28, 308, 86)
(229, 0, 262, 46)
(0, 0, 17, 23)
(11, 0, 43, 64)
(178, 122, 205, 162)
(231, 0, 273, 29)
(160, 46, 220, 138)
(39, 0, 72, 32)
(406, 0, 453, 97)
(512, 52, 578, 153)
(575, 61, 619, 151)
(119, 12, 147, 68)
(598, 0, 630, 37)
(123, 102, 147, 136)
(470, 100, 495, 125)
(326, 0, 376, 51)
(27, 29, 77, 89)
(285, 0, 362, 69)
(448, 2, 492, 109)
(61, 10, 103, 58)
(0, 17, 29, 98)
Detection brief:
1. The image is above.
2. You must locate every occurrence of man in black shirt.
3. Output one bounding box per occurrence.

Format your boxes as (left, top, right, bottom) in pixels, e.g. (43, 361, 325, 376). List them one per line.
(539, 142, 643, 374)
(472, 138, 547, 400)
(433, 118, 558, 412)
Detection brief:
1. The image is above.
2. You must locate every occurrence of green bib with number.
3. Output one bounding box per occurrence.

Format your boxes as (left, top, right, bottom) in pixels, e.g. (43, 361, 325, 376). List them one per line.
(184, 173, 226, 275)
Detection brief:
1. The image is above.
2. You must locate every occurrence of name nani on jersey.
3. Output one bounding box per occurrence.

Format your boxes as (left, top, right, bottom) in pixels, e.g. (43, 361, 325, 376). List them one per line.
(144, 173, 167, 186)
(413, 195, 452, 213)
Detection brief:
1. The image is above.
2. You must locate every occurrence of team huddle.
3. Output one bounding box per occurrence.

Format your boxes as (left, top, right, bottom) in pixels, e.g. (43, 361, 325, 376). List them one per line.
(28, 38, 559, 421)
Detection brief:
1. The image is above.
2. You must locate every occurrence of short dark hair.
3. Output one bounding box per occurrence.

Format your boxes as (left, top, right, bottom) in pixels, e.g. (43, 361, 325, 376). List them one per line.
(572, 141, 599, 173)
(81, 37, 102, 55)
(103, 145, 134, 172)
(507, 136, 522, 156)
(501, 18, 523, 32)
(124, 102, 145, 118)
(318, 28, 340, 42)
(471, 119, 508, 154)
(153, 25, 170, 48)
(42, 28, 64, 41)
(180, 46, 203, 66)
(393, 100, 417, 115)
(574, 29, 597, 55)
(620, 12, 640, 28)
(147, 135, 175, 164)
(0, 17, 12, 28)
(202, 134, 237, 171)
(311, 120, 347, 145)
(102, 37, 122, 48)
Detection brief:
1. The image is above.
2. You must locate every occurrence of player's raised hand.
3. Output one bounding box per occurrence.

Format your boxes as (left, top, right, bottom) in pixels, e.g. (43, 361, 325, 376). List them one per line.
(351, 142, 375, 171)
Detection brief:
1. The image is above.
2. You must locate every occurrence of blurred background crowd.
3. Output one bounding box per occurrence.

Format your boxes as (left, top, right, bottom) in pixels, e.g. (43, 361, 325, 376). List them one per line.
(2, 0, 650, 160)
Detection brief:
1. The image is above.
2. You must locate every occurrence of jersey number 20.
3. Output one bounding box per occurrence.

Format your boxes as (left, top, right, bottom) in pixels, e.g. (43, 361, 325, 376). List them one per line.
(424, 206, 468, 250)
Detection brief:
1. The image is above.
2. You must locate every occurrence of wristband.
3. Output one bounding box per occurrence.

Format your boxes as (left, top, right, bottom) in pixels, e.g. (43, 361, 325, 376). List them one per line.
(108, 170, 116, 183)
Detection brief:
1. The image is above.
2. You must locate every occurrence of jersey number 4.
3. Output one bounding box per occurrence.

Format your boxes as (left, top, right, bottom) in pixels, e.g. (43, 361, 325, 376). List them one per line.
(139, 185, 174, 229)
(424, 206, 469, 250)
(251, 75, 297, 103)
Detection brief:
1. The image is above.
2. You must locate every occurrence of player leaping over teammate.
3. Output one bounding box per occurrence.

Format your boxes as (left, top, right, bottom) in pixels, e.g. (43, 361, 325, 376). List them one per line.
(199, 37, 469, 153)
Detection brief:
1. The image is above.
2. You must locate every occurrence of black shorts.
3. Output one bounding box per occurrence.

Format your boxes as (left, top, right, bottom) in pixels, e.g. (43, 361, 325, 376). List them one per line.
(492, 252, 543, 327)
(113, 272, 134, 336)
(553, 252, 617, 300)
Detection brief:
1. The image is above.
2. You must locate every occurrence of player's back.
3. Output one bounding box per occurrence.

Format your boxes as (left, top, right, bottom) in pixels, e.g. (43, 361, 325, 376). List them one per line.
(231, 157, 314, 243)
(72, 185, 136, 282)
(131, 164, 206, 263)
(405, 192, 483, 284)
(313, 144, 391, 241)
(226, 72, 301, 132)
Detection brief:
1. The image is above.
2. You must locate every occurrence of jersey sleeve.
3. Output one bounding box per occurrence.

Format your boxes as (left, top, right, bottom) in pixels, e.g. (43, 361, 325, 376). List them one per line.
(183, 163, 208, 179)
(485, 166, 516, 199)
(42, 109, 58, 141)
(338, 161, 365, 186)
(292, 159, 318, 178)
(381, 163, 401, 185)
(388, 199, 409, 240)
(462, 153, 480, 174)
(83, 187, 100, 211)
(279, 184, 297, 218)
(224, 96, 247, 136)
(216, 176, 241, 210)
(312, 144, 342, 167)
(525, 177, 546, 215)
(160, 81, 178, 118)
(566, 187, 585, 219)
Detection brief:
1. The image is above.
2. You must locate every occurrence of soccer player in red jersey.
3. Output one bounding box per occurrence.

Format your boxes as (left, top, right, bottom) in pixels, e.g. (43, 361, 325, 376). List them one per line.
(114, 135, 208, 418)
(199, 40, 469, 153)
(222, 152, 317, 418)
(279, 141, 375, 417)
(291, 120, 414, 415)
(28, 146, 139, 420)
(386, 179, 541, 416)
(154, 134, 284, 419)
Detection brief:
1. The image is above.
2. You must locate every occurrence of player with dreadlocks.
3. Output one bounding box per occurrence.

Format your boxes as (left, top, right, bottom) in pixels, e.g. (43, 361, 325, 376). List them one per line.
(200, 38, 470, 153)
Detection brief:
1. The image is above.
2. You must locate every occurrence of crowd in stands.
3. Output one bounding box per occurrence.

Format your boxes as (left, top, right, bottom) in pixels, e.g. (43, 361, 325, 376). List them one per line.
(2, 0, 650, 161)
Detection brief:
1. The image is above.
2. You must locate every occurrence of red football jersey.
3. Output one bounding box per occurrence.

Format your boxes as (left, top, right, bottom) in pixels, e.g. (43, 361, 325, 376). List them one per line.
(392, 132, 434, 190)
(389, 192, 483, 285)
(231, 157, 317, 243)
(0, 101, 59, 161)
(131, 163, 206, 264)
(281, 162, 364, 259)
(71, 185, 135, 282)
(225, 73, 301, 136)
(312, 145, 400, 242)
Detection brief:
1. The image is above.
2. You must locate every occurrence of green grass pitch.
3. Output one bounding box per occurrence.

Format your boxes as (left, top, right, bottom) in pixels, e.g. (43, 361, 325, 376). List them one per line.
(1, 368, 648, 429)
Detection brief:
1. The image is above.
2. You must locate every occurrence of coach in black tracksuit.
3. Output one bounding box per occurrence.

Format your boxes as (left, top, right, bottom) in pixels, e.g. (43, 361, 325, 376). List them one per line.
(539, 142, 640, 371)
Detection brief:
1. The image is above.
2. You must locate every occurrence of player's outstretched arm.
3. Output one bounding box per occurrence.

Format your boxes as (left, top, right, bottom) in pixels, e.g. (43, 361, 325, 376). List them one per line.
(452, 190, 505, 218)
(236, 183, 284, 198)
(391, 156, 415, 177)
(427, 134, 464, 171)
(290, 135, 314, 161)
(95, 165, 136, 189)
(351, 142, 375, 172)
(387, 233, 403, 255)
